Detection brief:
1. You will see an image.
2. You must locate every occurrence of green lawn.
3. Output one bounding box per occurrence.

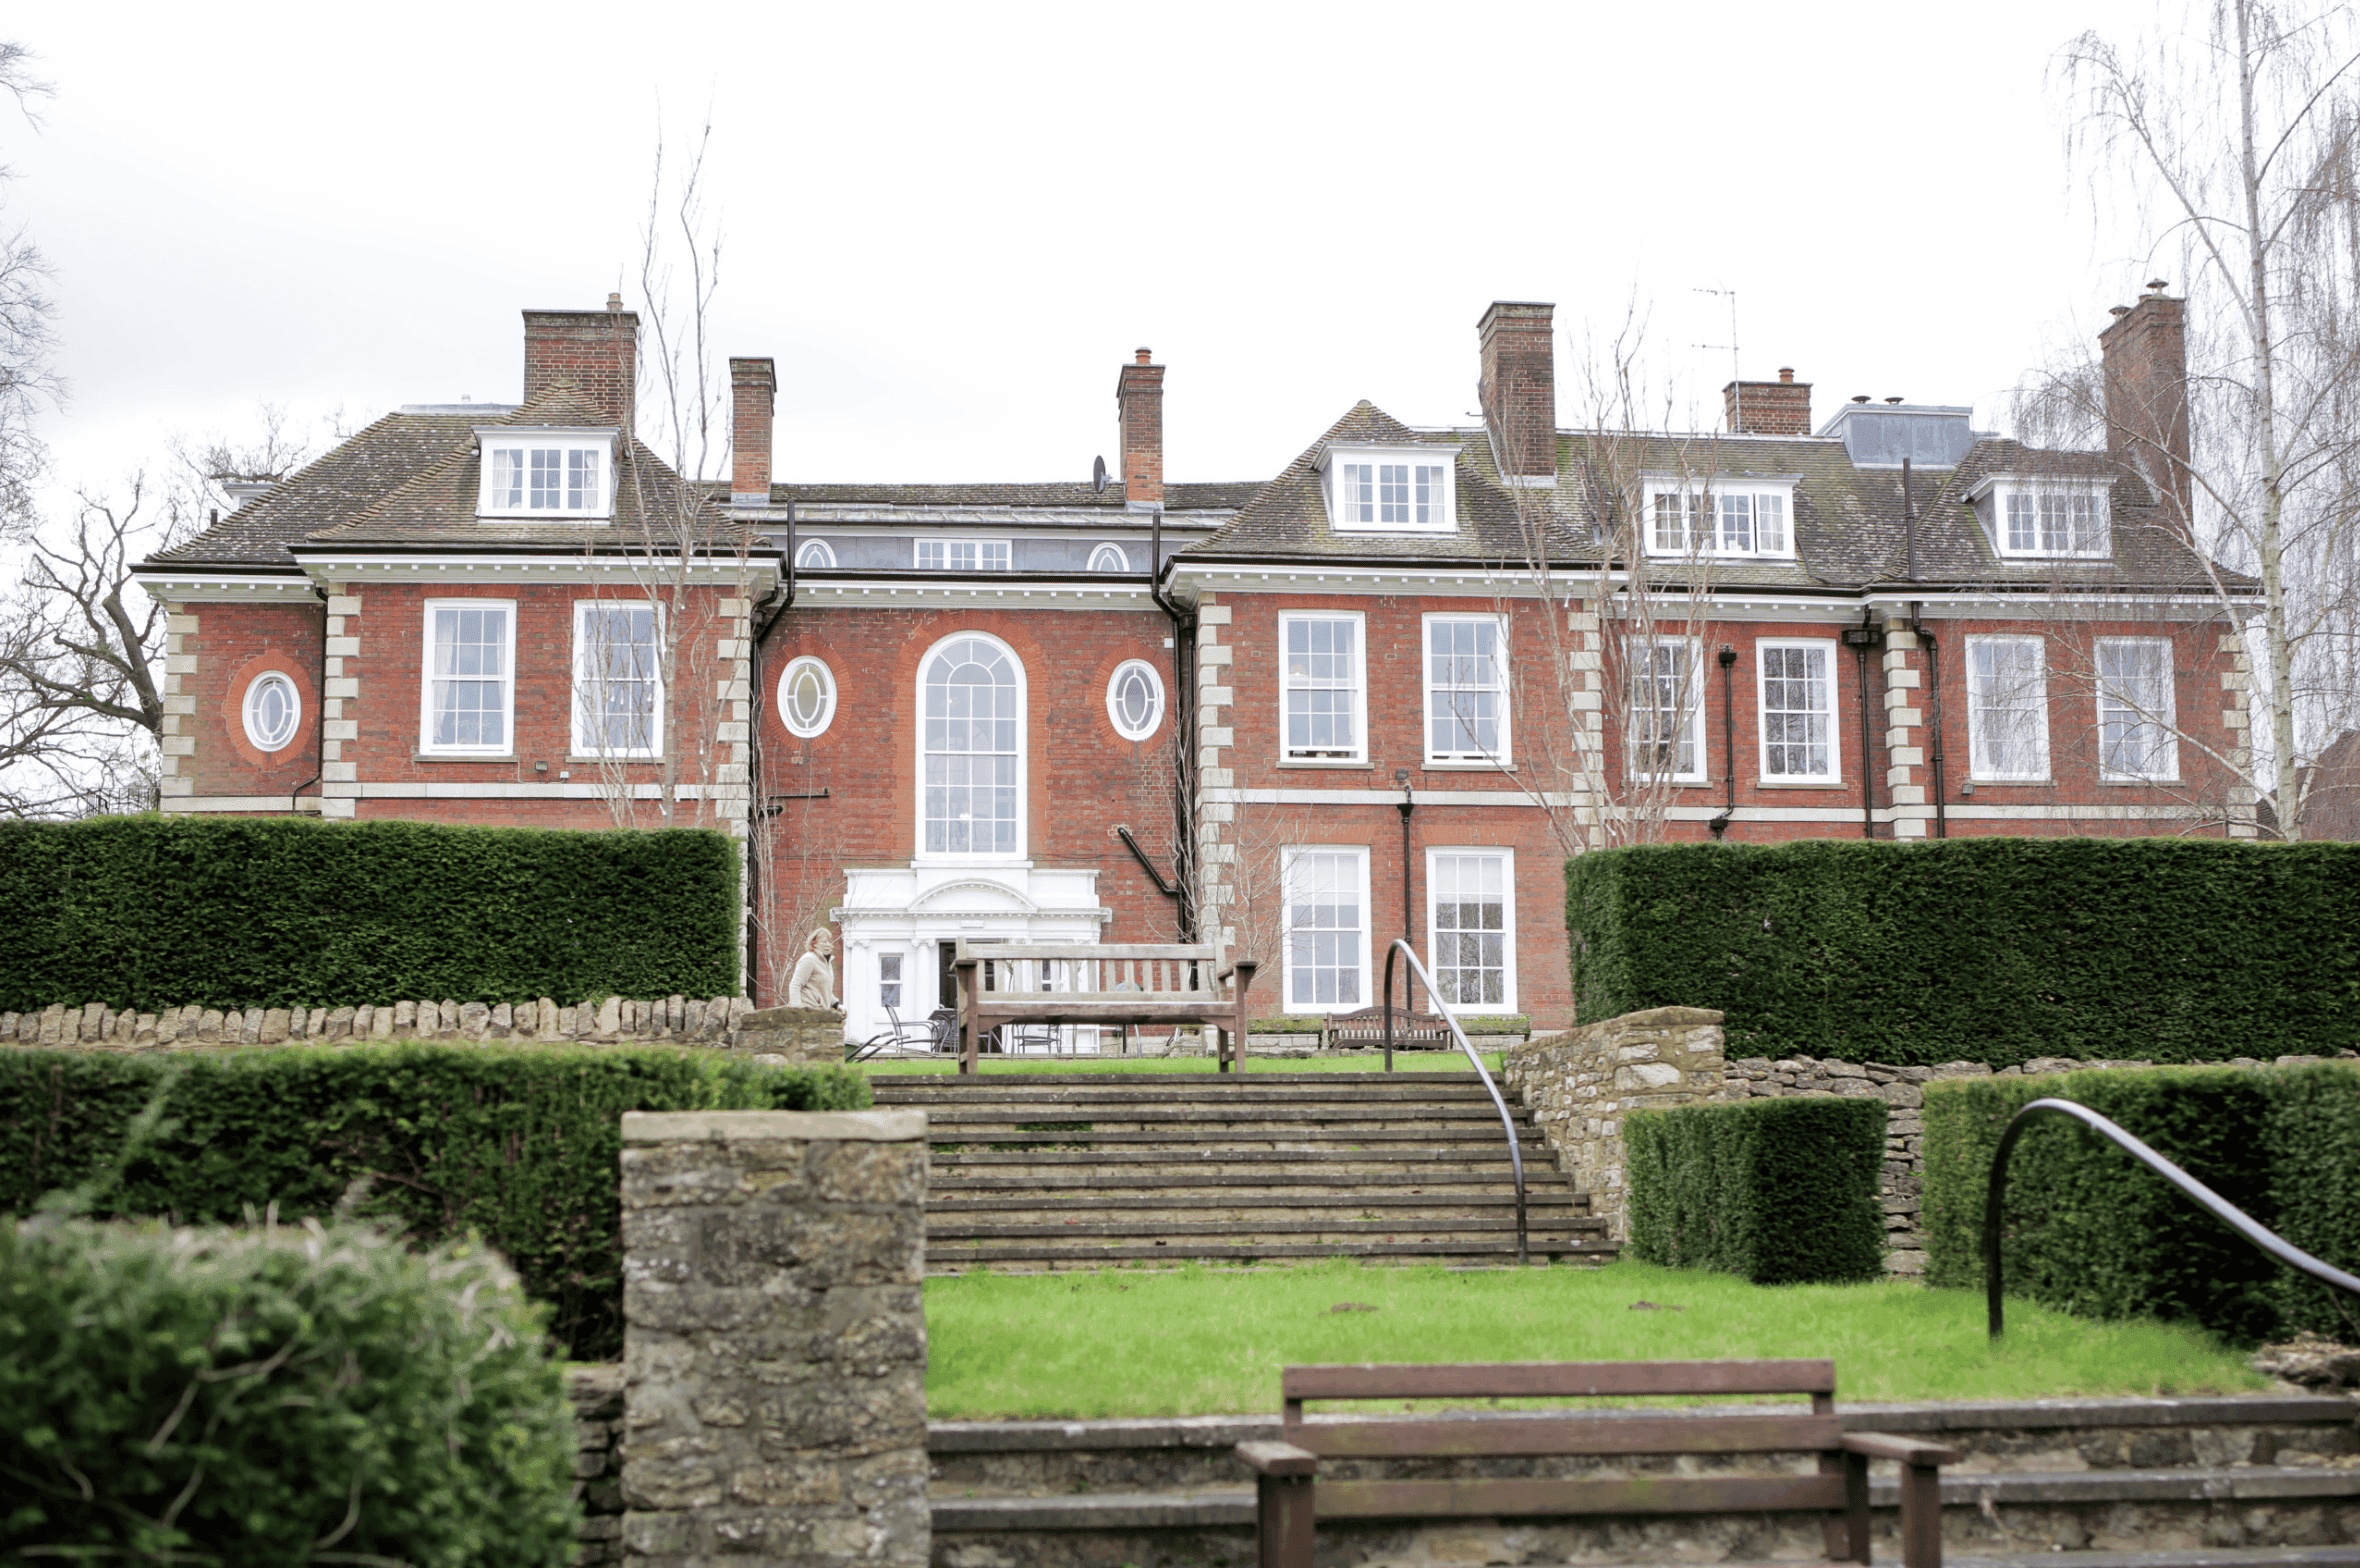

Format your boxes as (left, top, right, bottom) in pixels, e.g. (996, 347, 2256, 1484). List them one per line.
(862, 1052, 1505, 1076)
(924, 1258, 2267, 1419)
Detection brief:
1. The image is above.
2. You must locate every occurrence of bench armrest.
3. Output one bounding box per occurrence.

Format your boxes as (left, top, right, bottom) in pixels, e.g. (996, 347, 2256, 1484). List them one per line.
(1234, 1439, 1317, 1477)
(1839, 1431, 1961, 1466)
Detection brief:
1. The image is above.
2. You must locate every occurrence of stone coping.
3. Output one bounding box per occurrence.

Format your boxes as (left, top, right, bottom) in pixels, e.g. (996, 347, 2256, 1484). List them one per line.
(619, 1108, 928, 1143)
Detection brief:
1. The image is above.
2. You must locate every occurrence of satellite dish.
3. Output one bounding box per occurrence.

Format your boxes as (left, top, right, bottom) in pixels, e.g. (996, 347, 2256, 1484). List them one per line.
(1092, 455, 1110, 494)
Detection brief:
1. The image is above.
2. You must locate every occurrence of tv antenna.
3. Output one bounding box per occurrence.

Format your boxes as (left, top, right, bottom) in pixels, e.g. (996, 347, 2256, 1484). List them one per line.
(1694, 286, 1740, 430)
(1092, 455, 1111, 494)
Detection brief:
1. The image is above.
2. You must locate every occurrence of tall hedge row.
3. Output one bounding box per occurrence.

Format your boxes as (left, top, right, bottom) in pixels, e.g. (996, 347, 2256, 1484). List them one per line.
(1567, 838, 2360, 1066)
(1922, 1063, 2360, 1344)
(1, 1220, 578, 1565)
(0, 816, 740, 1013)
(0, 1045, 870, 1359)
(1625, 1096, 1888, 1285)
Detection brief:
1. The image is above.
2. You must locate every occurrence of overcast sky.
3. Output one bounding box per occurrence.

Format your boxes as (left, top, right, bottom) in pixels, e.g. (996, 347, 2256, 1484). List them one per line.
(13, 0, 2188, 509)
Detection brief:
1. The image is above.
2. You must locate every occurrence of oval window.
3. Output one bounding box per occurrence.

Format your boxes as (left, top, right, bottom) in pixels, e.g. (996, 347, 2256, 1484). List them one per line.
(1106, 659, 1164, 742)
(1088, 543, 1129, 572)
(778, 656, 837, 738)
(242, 671, 301, 752)
(796, 538, 836, 569)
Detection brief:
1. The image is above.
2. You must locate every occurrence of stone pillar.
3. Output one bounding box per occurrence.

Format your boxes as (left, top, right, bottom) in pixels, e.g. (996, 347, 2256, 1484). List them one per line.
(733, 1006, 848, 1065)
(620, 1109, 929, 1568)
(1503, 1007, 1725, 1241)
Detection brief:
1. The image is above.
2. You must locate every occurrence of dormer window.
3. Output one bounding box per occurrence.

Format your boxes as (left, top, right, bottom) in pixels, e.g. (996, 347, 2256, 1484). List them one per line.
(1640, 476, 1797, 559)
(1969, 475, 2113, 559)
(1323, 445, 1458, 533)
(476, 428, 614, 519)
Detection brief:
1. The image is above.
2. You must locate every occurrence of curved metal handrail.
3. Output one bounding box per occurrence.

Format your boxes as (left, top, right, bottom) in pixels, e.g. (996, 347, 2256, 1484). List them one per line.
(1380, 939, 1528, 1265)
(1984, 1096, 2360, 1339)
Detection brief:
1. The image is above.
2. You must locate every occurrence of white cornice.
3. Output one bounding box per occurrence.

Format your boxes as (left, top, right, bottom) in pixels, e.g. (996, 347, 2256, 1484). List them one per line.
(787, 579, 1163, 612)
(285, 554, 784, 588)
(732, 504, 1230, 528)
(132, 570, 320, 604)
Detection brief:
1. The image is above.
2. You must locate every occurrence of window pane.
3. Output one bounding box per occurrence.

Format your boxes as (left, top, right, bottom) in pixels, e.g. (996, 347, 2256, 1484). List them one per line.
(1761, 645, 1831, 777)
(579, 605, 657, 753)
(1283, 618, 1359, 755)
(1431, 852, 1509, 1007)
(923, 637, 1020, 852)
(1630, 641, 1696, 776)
(1427, 619, 1503, 759)
(1287, 852, 1363, 1008)
(1756, 494, 1785, 552)
(2007, 494, 2036, 551)
(1720, 493, 1752, 552)
(1968, 638, 2048, 778)
(2097, 638, 2176, 779)
(568, 448, 600, 510)
(431, 607, 508, 748)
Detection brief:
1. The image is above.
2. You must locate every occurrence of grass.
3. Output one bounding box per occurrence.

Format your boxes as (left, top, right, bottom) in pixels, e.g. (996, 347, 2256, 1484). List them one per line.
(923, 1258, 2268, 1419)
(861, 1051, 1505, 1076)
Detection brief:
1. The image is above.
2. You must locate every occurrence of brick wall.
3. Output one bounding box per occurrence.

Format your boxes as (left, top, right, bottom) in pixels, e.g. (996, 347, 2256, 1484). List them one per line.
(168, 600, 325, 802)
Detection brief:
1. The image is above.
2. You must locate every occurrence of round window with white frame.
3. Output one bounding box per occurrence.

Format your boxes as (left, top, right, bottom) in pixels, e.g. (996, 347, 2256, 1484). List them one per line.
(242, 671, 301, 753)
(777, 655, 837, 738)
(1106, 659, 1164, 742)
(1088, 543, 1129, 572)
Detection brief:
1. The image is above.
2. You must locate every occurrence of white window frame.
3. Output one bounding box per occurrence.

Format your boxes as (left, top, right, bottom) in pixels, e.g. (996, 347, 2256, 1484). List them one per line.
(1639, 477, 1798, 560)
(474, 427, 614, 520)
(1088, 543, 1130, 572)
(1279, 610, 1367, 764)
(915, 630, 1027, 861)
(2096, 636, 2180, 783)
(878, 951, 905, 1012)
(418, 599, 517, 756)
(1105, 659, 1165, 742)
(796, 538, 837, 569)
(1755, 637, 1842, 784)
(1970, 476, 2114, 560)
(777, 655, 838, 739)
(570, 600, 664, 759)
(1422, 613, 1511, 766)
(1322, 445, 1459, 534)
(1280, 845, 1372, 1014)
(1425, 846, 1516, 1015)
(1965, 634, 2051, 782)
(915, 538, 1013, 573)
(1625, 636, 1708, 785)
(241, 671, 302, 753)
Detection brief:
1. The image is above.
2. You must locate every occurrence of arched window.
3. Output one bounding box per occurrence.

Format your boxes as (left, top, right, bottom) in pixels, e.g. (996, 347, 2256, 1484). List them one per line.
(242, 671, 301, 752)
(1088, 543, 1129, 572)
(796, 538, 836, 569)
(778, 656, 837, 738)
(1106, 659, 1164, 741)
(921, 635, 1021, 856)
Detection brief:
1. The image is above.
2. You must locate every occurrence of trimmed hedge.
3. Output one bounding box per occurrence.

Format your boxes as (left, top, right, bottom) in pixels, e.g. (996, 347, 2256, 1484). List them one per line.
(0, 1045, 870, 1359)
(1625, 1096, 1887, 1284)
(1922, 1063, 2360, 1344)
(0, 1219, 577, 1565)
(1567, 838, 2360, 1066)
(0, 815, 740, 1012)
(1247, 1014, 1531, 1036)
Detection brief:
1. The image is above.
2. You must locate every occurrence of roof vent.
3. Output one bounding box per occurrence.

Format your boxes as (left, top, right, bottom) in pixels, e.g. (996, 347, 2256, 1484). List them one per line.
(1851, 395, 1870, 404)
(1884, 397, 1904, 405)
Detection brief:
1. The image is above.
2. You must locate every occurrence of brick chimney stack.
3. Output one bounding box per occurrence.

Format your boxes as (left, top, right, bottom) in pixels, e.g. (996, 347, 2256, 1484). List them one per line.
(523, 297, 638, 432)
(1722, 368, 1813, 436)
(2099, 282, 2192, 529)
(1478, 301, 1556, 481)
(1117, 348, 1164, 507)
(729, 357, 776, 504)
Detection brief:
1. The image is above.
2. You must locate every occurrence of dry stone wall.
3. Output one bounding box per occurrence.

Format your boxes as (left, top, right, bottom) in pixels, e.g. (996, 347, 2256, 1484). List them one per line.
(0, 995, 762, 1050)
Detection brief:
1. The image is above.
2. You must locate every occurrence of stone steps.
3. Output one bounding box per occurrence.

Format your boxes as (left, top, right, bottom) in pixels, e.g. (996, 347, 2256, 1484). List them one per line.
(872, 1069, 1597, 1274)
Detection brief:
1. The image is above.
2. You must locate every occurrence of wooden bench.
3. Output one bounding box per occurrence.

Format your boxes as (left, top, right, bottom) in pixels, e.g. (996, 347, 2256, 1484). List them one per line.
(1317, 1003, 1454, 1052)
(1234, 1359, 1957, 1568)
(952, 941, 1259, 1076)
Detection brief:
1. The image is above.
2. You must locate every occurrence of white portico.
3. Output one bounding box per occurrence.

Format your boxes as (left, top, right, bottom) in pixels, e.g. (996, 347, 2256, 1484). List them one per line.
(832, 862, 1108, 1045)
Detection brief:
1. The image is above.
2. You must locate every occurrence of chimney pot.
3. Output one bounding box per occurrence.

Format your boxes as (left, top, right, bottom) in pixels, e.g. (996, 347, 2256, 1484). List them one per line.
(1477, 301, 1558, 478)
(2110, 305, 2133, 318)
(2146, 278, 2169, 294)
(1135, 348, 1152, 365)
(1117, 347, 1165, 507)
(1778, 367, 1794, 383)
(607, 292, 623, 312)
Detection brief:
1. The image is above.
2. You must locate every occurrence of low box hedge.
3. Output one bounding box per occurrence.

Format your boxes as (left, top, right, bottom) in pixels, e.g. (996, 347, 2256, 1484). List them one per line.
(0, 1044, 870, 1359)
(1246, 1014, 1530, 1036)
(0, 1218, 577, 1565)
(1625, 1096, 1887, 1284)
(0, 815, 740, 1013)
(1568, 838, 2360, 1066)
(1922, 1063, 2360, 1344)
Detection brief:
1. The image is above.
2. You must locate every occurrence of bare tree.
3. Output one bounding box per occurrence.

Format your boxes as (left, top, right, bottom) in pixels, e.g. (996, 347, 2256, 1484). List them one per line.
(2031, 0, 2360, 838)
(0, 41, 58, 540)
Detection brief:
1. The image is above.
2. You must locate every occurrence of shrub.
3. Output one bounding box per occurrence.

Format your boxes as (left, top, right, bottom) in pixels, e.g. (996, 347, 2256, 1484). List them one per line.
(1566, 838, 2360, 1066)
(0, 1045, 871, 1359)
(1921, 1063, 2360, 1344)
(0, 1218, 577, 1565)
(1625, 1096, 1887, 1285)
(0, 815, 739, 1012)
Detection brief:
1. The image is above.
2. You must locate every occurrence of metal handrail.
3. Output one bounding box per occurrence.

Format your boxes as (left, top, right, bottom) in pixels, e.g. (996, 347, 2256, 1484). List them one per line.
(1984, 1096, 2360, 1339)
(1380, 938, 1528, 1265)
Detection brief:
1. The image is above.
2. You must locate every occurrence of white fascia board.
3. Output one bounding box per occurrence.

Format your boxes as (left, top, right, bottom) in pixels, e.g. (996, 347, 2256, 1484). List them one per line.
(788, 579, 1163, 611)
(741, 504, 1226, 529)
(289, 554, 784, 589)
(132, 570, 320, 603)
(1866, 589, 2238, 619)
(1173, 564, 1562, 600)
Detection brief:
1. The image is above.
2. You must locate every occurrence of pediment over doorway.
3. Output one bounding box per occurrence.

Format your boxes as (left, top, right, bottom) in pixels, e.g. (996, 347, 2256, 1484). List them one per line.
(906, 878, 1039, 917)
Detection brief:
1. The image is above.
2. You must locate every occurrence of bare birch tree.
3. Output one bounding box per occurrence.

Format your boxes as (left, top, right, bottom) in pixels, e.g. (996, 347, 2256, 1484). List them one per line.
(0, 40, 58, 540)
(2027, 0, 2360, 838)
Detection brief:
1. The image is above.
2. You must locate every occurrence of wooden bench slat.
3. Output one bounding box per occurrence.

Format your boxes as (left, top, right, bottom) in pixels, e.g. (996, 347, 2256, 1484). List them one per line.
(1291, 1414, 1844, 1459)
(968, 1002, 1239, 1024)
(1283, 1359, 1838, 1401)
(1314, 1472, 1850, 1521)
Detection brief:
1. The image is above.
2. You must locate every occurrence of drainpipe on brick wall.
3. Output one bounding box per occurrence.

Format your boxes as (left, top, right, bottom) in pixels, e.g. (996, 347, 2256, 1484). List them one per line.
(1147, 506, 1198, 941)
(1844, 618, 1880, 838)
(1394, 769, 1417, 1011)
(286, 587, 329, 814)
(1912, 602, 1949, 839)
(1710, 644, 1738, 838)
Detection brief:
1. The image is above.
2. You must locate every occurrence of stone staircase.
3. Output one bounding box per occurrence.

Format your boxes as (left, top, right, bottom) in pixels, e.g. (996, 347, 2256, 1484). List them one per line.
(926, 1394, 2360, 1568)
(867, 1069, 1612, 1273)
